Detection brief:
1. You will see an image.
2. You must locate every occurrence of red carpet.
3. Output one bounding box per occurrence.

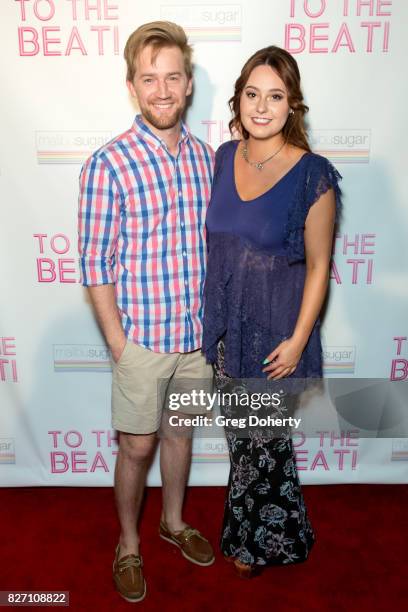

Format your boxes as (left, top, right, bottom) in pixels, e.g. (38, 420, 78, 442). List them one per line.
(1, 485, 407, 611)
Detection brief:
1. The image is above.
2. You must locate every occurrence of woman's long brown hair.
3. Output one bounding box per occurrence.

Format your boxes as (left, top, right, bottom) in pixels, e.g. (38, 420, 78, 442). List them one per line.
(229, 46, 311, 152)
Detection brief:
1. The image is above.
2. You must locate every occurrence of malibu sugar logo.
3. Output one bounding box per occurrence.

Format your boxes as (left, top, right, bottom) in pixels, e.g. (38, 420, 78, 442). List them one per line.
(53, 344, 112, 373)
(310, 129, 371, 164)
(160, 4, 242, 41)
(323, 346, 356, 375)
(192, 437, 229, 463)
(36, 131, 112, 164)
(391, 439, 408, 461)
(0, 439, 16, 464)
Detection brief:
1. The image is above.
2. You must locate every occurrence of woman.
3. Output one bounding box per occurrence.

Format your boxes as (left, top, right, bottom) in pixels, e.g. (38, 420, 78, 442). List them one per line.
(201, 46, 342, 577)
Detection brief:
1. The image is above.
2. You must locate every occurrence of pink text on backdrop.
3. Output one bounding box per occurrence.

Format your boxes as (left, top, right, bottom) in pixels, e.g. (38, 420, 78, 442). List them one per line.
(201, 121, 233, 145)
(293, 429, 359, 470)
(15, 0, 120, 56)
(331, 233, 376, 285)
(48, 429, 118, 473)
(285, 0, 392, 53)
(0, 337, 18, 383)
(34, 233, 78, 283)
(390, 336, 408, 381)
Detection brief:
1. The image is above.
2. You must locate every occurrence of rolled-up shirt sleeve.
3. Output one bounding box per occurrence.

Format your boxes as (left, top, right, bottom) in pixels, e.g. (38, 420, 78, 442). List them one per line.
(77, 154, 121, 286)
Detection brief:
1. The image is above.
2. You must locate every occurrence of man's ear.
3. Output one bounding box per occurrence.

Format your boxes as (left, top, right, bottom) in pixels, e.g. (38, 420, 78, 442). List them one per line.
(126, 79, 137, 97)
(186, 77, 193, 97)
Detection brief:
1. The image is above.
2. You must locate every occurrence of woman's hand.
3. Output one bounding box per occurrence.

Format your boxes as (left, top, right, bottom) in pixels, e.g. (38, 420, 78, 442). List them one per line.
(261, 337, 304, 380)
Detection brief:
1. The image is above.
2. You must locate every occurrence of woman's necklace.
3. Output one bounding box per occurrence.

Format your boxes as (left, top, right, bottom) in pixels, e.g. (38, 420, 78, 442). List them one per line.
(242, 139, 286, 171)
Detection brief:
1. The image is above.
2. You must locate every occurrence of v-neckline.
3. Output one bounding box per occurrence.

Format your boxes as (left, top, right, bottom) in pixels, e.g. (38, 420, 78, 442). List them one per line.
(232, 140, 309, 203)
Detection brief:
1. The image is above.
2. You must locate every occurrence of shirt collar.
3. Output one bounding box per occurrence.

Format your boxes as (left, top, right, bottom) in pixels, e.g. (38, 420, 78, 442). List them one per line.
(131, 113, 190, 152)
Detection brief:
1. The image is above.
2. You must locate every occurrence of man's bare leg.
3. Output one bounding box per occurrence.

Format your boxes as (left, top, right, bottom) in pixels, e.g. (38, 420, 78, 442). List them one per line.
(114, 431, 157, 556)
(159, 411, 193, 532)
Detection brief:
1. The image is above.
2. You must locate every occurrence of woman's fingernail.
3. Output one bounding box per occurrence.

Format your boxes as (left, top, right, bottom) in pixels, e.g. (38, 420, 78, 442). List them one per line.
(262, 358, 270, 365)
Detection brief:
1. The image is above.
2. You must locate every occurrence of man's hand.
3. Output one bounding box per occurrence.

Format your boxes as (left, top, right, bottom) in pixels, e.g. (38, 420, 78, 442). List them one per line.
(111, 337, 128, 364)
(86, 284, 127, 362)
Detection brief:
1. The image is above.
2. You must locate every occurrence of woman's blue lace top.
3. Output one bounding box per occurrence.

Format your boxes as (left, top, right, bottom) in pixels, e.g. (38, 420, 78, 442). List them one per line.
(201, 139, 342, 392)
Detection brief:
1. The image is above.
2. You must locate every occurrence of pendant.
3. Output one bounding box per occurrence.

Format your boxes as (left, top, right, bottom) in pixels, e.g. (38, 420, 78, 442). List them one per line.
(256, 162, 263, 171)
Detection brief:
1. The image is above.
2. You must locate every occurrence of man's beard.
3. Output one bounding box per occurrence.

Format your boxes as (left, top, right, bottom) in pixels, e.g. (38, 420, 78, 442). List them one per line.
(141, 103, 184, 131)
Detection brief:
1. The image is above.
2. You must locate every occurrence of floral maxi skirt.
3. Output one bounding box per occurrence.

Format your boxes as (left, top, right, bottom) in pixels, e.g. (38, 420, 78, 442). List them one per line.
(214, 338, 315, 567)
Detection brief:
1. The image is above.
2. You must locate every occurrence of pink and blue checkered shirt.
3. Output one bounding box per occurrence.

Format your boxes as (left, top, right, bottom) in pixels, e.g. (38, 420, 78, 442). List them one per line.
(78, 114, 214, 353)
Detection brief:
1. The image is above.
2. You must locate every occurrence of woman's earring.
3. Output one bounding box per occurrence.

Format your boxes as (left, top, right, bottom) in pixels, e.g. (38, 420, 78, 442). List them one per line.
(289, 109, 294, 115)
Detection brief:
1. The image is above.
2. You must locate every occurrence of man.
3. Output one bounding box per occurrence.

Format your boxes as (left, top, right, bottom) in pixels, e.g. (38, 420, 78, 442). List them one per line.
(78, 21, 215, 603)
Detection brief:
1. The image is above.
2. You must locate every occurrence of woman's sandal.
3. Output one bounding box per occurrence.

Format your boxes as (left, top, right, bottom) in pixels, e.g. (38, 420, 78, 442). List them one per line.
(233, 559, 256, 578)
(224, 554, 259, 578)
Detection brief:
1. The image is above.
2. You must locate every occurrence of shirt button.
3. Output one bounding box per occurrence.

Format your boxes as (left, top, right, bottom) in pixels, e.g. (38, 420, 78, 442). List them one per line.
(180, 222, 185, 228)
(186, 307, 190, 312)
(183, 251, 187, 257)
(184, 280, 188, 285)
(178, 190, 182, 197)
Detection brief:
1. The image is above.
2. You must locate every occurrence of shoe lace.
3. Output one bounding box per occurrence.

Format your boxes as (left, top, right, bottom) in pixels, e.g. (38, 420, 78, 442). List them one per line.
(118, 555, 142, 573)
(179, 527, 204, 542)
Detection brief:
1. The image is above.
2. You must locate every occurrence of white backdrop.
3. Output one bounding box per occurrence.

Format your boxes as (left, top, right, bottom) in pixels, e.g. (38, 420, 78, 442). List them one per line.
(1, 0, 408, 486)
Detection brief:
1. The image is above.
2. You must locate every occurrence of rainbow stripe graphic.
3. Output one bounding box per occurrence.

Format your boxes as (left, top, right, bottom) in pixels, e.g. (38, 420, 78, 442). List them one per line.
(391, 451, 408, 461)
(54, 360, 112, 373)
(192, 453, 229, 463)
(37, 151, 95, 165)
(0, 453, 16, 464)
(185, 26, 241, 41)
(323, 363, 355, 375)
(314, 150, 370, 164)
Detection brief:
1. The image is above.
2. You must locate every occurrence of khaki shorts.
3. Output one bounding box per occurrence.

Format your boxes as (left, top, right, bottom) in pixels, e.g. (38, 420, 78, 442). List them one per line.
(111, 341, 214, 434)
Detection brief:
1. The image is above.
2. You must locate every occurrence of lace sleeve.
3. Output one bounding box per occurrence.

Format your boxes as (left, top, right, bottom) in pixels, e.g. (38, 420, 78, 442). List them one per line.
(305, 155, 343, 222)
(285, 155, 343, 264)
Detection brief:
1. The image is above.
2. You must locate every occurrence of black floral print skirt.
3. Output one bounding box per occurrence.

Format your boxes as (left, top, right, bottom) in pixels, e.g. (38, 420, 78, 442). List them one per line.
(214, 338, 315, 567)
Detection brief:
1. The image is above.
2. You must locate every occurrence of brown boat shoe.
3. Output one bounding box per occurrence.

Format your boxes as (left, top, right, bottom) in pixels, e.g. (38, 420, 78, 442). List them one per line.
(112, 543, 146, 603)
(159, 520, 215, 566)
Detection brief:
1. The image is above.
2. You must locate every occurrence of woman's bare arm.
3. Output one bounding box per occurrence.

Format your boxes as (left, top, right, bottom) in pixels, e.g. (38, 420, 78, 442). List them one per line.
(262, 187, 336, 379)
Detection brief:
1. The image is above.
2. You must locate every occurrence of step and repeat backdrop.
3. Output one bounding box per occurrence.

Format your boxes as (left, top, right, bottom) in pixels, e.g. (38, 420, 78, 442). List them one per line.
(1, 0, 407, 486)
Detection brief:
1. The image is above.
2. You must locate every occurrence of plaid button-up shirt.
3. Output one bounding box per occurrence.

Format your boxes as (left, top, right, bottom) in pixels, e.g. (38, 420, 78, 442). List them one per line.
(78, 114, 214, 353)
